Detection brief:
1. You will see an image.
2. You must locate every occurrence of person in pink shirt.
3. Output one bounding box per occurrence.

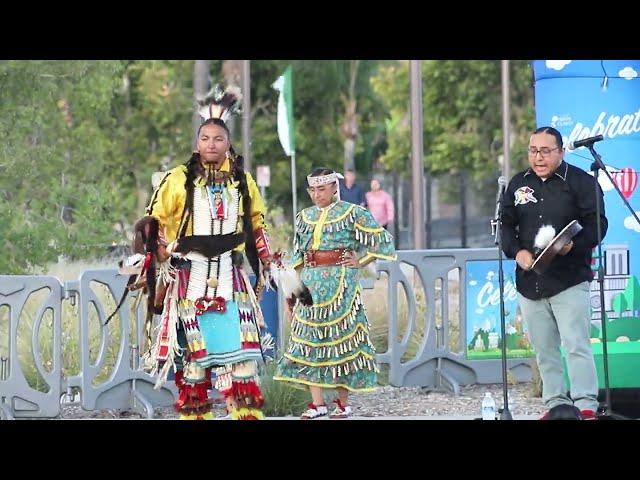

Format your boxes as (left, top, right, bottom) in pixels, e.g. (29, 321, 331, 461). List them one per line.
(365, 179, 394, 230)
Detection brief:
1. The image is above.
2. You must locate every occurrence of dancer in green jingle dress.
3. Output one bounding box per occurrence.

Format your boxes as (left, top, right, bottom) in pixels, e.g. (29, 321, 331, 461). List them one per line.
(275, 167, 396, 419)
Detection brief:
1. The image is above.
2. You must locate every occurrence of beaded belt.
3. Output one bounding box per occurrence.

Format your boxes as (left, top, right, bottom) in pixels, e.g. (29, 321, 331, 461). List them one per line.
(303, 249, 351, 267)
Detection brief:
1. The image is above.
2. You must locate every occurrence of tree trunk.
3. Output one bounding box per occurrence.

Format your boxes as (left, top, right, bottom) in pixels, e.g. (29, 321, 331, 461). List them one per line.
(460, 171, 467, 248)
(341, 60, 360, 173)
(222, 60, 243, 141)
(193, 60, 211, 149)
(343, 138, 355, 171)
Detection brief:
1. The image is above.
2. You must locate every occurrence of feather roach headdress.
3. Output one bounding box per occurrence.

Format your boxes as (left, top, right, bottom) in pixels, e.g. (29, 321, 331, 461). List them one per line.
(197, 84, 243, 123)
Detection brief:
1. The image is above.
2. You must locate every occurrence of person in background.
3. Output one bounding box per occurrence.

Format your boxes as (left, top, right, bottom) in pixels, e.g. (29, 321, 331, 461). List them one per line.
(365, 178, 394, 230)
(339, 168, 366, 207)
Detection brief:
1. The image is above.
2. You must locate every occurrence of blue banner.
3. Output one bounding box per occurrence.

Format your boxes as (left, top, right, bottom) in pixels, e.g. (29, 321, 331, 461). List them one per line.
(533, 60, 640, 343)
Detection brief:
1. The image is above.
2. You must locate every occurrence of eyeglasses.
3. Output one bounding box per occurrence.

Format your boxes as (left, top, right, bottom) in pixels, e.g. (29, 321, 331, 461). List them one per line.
(528, 146, 559, 157)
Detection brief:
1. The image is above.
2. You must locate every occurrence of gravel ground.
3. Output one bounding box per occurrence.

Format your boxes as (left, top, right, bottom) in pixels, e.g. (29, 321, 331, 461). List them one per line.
(55, 382, 545, 419)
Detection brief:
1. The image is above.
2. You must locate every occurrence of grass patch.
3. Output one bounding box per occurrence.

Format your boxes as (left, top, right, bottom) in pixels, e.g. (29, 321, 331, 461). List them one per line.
(259, 361, 309, 417)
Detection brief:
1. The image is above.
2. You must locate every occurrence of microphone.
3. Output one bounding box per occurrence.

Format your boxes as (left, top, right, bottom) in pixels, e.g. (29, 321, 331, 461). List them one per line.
(568, 134, 604, 150)
(494, 176, 507, 220)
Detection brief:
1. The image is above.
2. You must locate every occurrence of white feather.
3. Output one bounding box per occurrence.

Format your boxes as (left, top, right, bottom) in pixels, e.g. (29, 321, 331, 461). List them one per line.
(197, 84, 243, 122)
(271, 264, 304, 299)
(118, 253, 146, 275)
(534, 225, 556, 250)
(224, 85, 243, 105)
(198, 104, 211, 120)
(198, 104, 223, 121)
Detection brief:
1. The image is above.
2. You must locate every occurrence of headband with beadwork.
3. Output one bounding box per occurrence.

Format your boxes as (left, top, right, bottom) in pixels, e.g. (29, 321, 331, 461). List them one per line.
(307, 173, 339, 187)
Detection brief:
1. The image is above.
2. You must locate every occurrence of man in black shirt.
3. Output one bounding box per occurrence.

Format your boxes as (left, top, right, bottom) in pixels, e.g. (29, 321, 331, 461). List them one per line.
(501, 126, 607, 420)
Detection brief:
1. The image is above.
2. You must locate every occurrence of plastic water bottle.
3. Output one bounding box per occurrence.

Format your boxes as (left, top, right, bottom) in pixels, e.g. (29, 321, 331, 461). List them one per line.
(482, 392, 496, 420)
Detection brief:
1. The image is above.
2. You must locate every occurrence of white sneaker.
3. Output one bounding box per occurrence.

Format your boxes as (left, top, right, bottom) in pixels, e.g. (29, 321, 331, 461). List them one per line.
(300, 403, 328, 419)
(329, 399, 352, 418)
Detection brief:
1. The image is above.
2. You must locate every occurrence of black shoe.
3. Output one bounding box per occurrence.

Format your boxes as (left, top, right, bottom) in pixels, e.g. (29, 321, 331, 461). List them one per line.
(540, 404, 583, 420)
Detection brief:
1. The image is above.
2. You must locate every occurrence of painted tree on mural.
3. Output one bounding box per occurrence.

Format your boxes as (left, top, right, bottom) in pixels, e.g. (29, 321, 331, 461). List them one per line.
(606, 275, 640, 341)
(589, 276, 640, 341)
(612, 275, 640, 317)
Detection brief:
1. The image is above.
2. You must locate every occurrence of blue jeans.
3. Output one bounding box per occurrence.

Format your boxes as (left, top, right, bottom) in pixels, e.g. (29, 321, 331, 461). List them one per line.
(518, 281, 598, 412)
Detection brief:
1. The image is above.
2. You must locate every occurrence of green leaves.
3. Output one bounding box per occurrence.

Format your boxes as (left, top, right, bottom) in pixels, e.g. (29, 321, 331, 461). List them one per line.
(371, 60, 534, 179)
(0, 60, 211, 273)
(2, 60, 536, 275)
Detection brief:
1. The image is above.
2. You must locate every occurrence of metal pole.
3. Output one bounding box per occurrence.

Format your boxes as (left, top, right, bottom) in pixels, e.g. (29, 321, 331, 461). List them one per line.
(501, 60, 511, 181)
(425, 172, 432, 249)
(193, 60, 211, 150)
(291, 151, 298, 229)
(410, 60, 425, 249)
(392, 171, 399, 249)
(496, 211, 513, 420)
(460, 171, 468, 248)
(242, 60, 252, 173)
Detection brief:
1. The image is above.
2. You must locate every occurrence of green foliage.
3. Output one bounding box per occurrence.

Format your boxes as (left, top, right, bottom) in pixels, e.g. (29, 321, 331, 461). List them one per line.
(0, 60, 197, 274)
(2, 60, 535, 275)
(0, 61, 127, 273)
(371, 60, 535, 181)
(606, 316, 640, 341)
(370, 62, 411, 173)
(263, 205, 293, 252)
(469, 328, 490, 351)
(249, 60, 389, 213)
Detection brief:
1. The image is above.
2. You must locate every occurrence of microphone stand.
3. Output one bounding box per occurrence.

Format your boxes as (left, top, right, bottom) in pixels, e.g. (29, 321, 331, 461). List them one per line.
(586, 145, 638, 420)
(491, 191, 513, 420)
